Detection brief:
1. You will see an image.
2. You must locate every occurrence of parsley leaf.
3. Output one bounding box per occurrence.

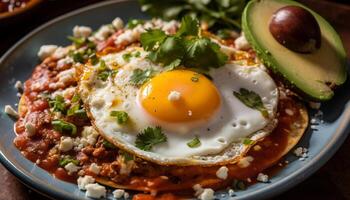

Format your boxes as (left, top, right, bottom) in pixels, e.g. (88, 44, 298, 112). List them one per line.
(233, 88, 269, 118)
(187, 136, 201, 148)
(176, 15, 199, 37)
(130, 68, 157, 85)
(49, 95, 66, 113)
(52, 119, 77, 135)
(110, 111, 129, 124)
(135, 126, 167, 151)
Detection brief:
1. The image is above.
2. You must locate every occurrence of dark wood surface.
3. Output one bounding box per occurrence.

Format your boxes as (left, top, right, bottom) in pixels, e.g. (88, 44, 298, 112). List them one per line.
(0, 0, 349, 199)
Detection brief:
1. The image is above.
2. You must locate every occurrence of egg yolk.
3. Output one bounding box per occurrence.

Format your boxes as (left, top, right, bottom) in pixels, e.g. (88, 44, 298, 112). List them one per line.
(138, 70, 221, 123)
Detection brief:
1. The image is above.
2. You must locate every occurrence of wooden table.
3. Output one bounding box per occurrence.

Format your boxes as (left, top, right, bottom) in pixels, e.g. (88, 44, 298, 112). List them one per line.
(0, 0, 349, 199)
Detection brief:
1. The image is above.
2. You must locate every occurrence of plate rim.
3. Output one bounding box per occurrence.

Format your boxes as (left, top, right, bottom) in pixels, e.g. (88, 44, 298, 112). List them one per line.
(0, 0, 349, 199)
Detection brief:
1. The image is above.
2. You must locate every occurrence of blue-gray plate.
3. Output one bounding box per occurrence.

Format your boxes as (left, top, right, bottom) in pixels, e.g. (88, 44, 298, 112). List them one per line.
(0, 0, 349, 199)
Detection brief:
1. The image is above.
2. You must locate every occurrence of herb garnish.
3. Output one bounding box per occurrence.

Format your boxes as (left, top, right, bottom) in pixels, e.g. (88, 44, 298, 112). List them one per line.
(243, 138, 253, 145)
(103, 140, 116, 149)
(52, 119, 77, 135)
(187, 136, 201, 148)
(49, 95, 67, 113)
(126, 19, 145, 29)
(234, 88, 268, 118)
(140, 16, 227, 70)
(67, 94, 87, 118)
(119, 150, 134, 162)
(130, 68, 157, 85)
(59, 156, 79, 167)
(232, 179, 246, 190)
(135, 126, 167, 151)
(110, 111, 129, 125)
(139, 0, 246, 30)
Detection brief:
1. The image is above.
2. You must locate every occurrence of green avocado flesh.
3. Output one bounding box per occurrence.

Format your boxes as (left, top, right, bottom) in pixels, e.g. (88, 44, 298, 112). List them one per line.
(242, 0, 347, 101)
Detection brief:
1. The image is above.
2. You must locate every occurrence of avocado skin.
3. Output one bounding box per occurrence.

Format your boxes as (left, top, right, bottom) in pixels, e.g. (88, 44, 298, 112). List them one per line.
(242, 0, 348, 101)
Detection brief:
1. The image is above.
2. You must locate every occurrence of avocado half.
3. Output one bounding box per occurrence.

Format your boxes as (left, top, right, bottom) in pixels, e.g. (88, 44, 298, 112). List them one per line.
(242, 0, 347, 101)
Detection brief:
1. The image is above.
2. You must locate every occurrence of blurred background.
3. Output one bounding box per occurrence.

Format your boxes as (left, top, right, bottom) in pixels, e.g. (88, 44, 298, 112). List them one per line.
(0, 0, 349, 199)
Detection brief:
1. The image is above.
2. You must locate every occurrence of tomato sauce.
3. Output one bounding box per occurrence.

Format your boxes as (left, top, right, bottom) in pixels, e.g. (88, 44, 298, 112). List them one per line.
(13, 32, 308, 196)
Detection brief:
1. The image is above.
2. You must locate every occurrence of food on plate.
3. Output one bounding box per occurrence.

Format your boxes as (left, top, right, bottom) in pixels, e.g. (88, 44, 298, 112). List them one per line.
(242, 0, 347, 101)
(5, 0, 347, 199)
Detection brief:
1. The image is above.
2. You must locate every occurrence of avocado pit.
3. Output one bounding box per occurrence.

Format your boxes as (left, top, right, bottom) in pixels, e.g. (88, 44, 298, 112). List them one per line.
(269, 5, 321, 54)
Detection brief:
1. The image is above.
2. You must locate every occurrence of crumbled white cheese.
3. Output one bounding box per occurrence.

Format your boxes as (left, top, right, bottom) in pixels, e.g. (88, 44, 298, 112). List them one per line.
(198, 188, 215, 200)
(73, 25, 92, 38)
(285, 109, 294, 116)
(309, 102, 321, 109)
(77, 175, 95, 190)
(162, 20, 178, 34)
(85, 183, 106, 198)
(89, 163, 101, 175)
(14, 80, 23, 91)
(59, 137, 74, 152)
(94, 25, 114, 41)
(168, 90, 181, 101)
(310, 118, 317, 124)
(294, 147, 308, 161)
(253, 145, 262, 151)
(193, 184, 204, 196)
(53, 47, 69, 59)
(112, 17, 124, 30)
(310, 125, 318, 130)
(64, 162, 80, 174)
(228, 189, 235, 197)
(81, 126, 99, 146)
(256, 173, 269, 183)
(234, 33, 250, 50)
(4, 105, 18, 118)
(216, 166, 229, 180)
(57, 57, 73, 69)
(237, 156, 254, 168)
(38, 45, 58, 60)
(57, 68, 76, 85)
(25, 122, 36, 137)
(124, 192, 130, 199)
(113, 189, 125, 199)
(114, 29, 134, 45)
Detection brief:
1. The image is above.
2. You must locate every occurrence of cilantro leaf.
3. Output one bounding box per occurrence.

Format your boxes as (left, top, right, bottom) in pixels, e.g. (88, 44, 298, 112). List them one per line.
(103, 140, 116, 149)
(52, 119, 77, 135)
(59, 156, 79, 167)
(187, 136, 201, 148)
(130, 68, 157, 85)
(140, 29, 167, 51)
(176, 15, 199, 37)
(148, 36, 186, 67)
(49, 95, 67, 113)
(184, 37, 228, 69)
(233, 88, 269, 118)
(110, 111, 129, 124)
(135, 126, 167, 151)
(119, 150, 134, 162)
(243, 138, 254, 145)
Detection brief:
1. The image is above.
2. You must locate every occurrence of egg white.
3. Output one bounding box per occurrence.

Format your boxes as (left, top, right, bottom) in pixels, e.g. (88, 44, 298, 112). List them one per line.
(79, 46, 278, 165)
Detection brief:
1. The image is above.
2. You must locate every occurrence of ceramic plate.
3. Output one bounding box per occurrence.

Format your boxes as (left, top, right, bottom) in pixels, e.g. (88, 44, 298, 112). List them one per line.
(0, 0, 349, 199)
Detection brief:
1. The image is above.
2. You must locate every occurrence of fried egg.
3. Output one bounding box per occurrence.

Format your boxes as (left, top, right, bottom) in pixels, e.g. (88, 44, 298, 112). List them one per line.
(79, 46, 278, 166)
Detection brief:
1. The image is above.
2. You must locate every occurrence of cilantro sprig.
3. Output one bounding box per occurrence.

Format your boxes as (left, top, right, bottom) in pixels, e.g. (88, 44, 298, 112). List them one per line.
(110, 111, 129, 125)
(52, 119, 77, 135)
(135, 126, 167, 151)
(130, 68, 157, 85)
(187, 136, 201, 148)
(49, 95, 67, 113)
(234, 88, 269, 118)
(140, 16, 227, 70)
(59, 156, 79, 167)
